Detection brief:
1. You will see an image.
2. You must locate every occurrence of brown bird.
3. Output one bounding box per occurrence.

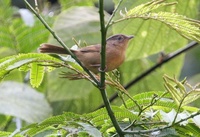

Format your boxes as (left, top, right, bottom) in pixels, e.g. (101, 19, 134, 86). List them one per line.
(39, 34, 134, 73)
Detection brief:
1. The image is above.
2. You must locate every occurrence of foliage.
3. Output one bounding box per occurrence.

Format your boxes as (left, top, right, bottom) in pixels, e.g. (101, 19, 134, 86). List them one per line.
(1, 90, 200, 136)
(0, 0, 200, 136)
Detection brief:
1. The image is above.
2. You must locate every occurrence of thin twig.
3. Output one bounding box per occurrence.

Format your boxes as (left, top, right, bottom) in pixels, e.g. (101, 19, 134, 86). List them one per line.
(34, 0, 39, 12)
(97, 41, 199, 109)
(23, 0, 99, 86)
(105, 0, 123, 29)
(123, 92, 168, 130)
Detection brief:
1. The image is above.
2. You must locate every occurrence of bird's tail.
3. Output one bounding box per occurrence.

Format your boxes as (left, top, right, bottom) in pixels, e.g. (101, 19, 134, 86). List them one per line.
(39, 43, 70, 54)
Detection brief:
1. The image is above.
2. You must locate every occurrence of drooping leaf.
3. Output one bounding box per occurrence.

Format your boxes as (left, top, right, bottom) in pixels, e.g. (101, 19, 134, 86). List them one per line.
(30, 63, 45, 88)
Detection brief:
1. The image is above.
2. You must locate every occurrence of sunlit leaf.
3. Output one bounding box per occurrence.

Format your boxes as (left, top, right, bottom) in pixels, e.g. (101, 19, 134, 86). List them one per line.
(30, 63, 45, 88)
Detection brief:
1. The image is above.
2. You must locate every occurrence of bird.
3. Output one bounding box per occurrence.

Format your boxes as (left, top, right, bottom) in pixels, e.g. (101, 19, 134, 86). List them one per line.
(39, 34, 134, 74)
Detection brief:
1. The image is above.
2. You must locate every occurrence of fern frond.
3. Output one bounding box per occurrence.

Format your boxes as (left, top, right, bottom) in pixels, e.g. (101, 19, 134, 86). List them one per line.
(86, 106, 137, 129)
(11, 18, 50, 53)
(0, 131, 23, 137)
(123, 91, 179, 112)
(116, 0, 200, 43)
(0, 53, 62, 87)
(22, 112, 102, 137)
(126, 0, 177, 16)
(125, 11, 200, 42)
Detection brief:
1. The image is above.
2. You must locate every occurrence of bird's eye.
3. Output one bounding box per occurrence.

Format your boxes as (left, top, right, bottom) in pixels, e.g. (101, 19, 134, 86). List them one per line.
(117, 36, 123, 41)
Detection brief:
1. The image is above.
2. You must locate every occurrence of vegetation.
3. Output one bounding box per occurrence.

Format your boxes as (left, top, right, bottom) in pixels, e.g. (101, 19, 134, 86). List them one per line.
(0, 0, 200, 136)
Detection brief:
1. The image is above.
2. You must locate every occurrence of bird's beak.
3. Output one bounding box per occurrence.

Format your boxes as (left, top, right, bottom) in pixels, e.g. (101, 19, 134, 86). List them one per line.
(128, 35, 134, 39)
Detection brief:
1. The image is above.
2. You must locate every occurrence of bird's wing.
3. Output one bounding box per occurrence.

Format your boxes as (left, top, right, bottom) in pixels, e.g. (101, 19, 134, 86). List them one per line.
(90, 64, 100, 67)
(79, 44, 101, 53)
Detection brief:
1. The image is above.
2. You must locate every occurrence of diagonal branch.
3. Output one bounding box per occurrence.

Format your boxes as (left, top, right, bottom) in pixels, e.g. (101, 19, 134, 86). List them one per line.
(24, 0, 99, 86)
(97, 41, 199, 109)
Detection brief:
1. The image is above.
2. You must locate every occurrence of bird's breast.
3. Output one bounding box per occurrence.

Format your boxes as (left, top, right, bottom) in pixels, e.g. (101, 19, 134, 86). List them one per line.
(105, 49, 125, 71)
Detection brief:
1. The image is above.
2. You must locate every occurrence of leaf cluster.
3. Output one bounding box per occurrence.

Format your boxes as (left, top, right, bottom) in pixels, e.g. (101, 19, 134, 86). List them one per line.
(2, 90, 199, 136)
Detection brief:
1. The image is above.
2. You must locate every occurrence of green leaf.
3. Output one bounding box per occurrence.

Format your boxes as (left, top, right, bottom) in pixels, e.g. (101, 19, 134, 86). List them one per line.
(0, 53, 61, 80)
(182, 89, 200, 106)
(30, 63, 45, 88)
(0, 0, 52, 54)
(123, 91, 179, 112)
(86, 106, 138, 131)
(22, 112, 101, 137)
(11, 18, 50, 53)
(175, 123, 200, 137)
(126, 0, 177, 16)
(0, 81, 52, 123)
(0, 131, 23, 137)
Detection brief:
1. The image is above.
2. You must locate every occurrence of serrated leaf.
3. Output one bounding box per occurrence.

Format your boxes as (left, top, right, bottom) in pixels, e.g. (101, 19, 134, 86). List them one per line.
(0, 81, 52, 123)
(30, 63, 45, 88)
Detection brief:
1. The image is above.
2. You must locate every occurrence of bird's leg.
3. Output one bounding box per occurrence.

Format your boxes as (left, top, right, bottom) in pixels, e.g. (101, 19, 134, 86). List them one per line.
(98, 66, 107, 72)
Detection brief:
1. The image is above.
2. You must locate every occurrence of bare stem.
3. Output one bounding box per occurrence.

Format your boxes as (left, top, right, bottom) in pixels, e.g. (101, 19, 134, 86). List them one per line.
(105, 0, 123, 29)
(99, 0, 124, 136)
